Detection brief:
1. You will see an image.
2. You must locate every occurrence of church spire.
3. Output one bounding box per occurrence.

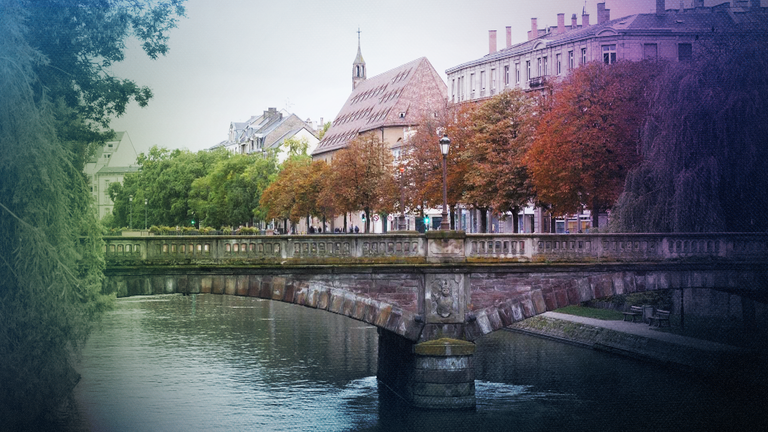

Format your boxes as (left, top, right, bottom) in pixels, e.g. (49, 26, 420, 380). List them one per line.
(352, 27, 366, 90)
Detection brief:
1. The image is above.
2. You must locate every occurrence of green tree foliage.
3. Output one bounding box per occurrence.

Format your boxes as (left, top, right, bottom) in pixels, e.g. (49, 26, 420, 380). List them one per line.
(0, 3, 112, 425)
(109, 146, 228, 228)
(26, 0, 186, 163)
(611, 39, 768, 232)
(190, 152, 278, 228)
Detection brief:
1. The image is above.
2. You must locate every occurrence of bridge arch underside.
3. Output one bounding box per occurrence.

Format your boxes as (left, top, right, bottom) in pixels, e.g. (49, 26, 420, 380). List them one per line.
(104, 264, 767, 342)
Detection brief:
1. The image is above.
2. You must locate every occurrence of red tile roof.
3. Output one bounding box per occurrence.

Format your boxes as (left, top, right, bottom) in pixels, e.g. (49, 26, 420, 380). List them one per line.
(313, 57, 447, 156)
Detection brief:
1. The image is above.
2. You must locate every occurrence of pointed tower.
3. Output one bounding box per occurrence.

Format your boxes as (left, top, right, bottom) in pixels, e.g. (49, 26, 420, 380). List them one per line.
(352, 28, 366, 90)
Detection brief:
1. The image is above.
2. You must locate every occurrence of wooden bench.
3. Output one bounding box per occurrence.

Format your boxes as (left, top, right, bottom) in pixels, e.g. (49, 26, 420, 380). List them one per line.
(622, 305, 643, 323)
(648, 309, 671, 327)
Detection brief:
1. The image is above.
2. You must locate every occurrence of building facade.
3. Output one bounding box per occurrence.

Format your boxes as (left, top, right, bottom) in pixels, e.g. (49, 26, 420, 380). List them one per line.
(309, 36, 447, 233)
(447, 0, 766, 102)
(212, 108, 319, 163)
(83, 132, 139, 220)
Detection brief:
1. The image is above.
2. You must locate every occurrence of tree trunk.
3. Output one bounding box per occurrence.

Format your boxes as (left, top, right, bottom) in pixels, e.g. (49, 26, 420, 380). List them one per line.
(364, 207, 370, 233)
(512, 211, 519, 233)
(450, 204, 456, 231)
(344, 213, 348, 233)
(591, 199, 600, 229)
(479, 207, 488, 233)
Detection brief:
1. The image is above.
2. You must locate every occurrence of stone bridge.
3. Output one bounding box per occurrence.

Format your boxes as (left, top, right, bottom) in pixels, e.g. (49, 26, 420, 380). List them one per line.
(104, 231, 768, 409)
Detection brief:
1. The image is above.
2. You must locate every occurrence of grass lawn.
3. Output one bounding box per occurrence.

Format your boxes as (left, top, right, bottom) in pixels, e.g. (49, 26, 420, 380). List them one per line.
(554, 305, 625, 321)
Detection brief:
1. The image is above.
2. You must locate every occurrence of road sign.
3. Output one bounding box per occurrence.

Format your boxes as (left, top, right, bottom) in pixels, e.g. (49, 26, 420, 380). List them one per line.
(372, 214, 380, 222)
(387, 214, 394, 222)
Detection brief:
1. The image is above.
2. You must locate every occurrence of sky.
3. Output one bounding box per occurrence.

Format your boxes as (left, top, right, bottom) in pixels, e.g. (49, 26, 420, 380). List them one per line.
(109, 0, 730, 154)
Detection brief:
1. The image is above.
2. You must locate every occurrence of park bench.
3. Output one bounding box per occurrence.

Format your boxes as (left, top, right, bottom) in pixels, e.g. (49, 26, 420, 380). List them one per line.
(648, 309, 671, 327)
(622, 305, 643, 323)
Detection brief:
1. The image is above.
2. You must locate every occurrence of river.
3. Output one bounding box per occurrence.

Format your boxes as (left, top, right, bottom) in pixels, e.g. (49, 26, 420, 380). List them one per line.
(64, 294, 766, 431)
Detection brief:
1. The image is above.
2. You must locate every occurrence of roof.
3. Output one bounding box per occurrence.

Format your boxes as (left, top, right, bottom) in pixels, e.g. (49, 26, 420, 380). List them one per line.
(313, 57, 447, 156)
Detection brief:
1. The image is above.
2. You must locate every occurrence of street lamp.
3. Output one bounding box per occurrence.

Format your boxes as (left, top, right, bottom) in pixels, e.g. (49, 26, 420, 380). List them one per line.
(439, 134, 451, 231)
(129, 195, 133, 230)
(398, 165, 406, 230)
(144, 198, 148, 230)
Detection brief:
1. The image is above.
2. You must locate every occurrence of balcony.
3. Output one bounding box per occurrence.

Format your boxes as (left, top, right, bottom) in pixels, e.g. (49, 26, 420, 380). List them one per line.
(528, 76, 548, 88)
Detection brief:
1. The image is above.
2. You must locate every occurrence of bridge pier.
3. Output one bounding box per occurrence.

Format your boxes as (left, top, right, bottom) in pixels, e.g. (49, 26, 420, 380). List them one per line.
(377, 330, 476, 409)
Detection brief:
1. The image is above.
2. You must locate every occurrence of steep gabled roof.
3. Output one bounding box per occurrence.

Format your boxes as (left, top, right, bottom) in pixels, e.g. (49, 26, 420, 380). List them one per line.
(313, 57, 447, 156)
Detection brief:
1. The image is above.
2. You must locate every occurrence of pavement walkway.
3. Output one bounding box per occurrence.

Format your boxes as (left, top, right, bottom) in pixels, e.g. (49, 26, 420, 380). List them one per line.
(541, 311, 747, 354)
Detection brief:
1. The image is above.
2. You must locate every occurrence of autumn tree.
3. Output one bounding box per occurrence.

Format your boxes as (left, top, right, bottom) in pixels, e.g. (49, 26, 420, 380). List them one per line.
(329, 133, 396, 233)
(404, 103, 474, 230)
(260, 156, 312, 233)
(463, 89, 537, 232)
(525, 60, 658, 228)
(611, 38, 768, 232)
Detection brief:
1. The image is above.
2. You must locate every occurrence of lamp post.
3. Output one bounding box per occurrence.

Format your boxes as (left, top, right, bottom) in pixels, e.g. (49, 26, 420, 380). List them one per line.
(439, 134, 451, 231)
(144, 198, 148, 230)
(129, 195, 133, 230)
(398, 165, 406, 230)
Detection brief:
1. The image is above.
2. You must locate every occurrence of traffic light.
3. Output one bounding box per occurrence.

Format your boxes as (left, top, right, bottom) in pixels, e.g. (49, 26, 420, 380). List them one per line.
(423, 216, 429, 228)
(191, 219, 195, 227)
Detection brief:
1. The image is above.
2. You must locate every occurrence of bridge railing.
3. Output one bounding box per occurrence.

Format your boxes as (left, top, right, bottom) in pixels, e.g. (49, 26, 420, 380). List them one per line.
(103, 232, 768, 265)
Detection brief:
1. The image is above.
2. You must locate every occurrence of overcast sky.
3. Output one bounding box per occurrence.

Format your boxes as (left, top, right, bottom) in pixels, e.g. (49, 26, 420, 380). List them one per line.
(109, 0, 740, 154)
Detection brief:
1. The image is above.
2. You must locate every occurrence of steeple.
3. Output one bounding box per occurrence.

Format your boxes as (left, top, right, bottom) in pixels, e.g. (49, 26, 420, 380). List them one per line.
(352, 27, 366, 90)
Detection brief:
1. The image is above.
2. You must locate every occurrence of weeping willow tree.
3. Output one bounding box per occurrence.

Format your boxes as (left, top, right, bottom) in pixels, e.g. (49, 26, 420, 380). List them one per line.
(611, 36, 768, 233)
(0, 6, 112, 427)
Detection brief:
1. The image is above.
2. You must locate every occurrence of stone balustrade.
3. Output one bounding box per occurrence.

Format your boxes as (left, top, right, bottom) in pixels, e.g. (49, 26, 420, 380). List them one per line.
(103, 232, 768, 265)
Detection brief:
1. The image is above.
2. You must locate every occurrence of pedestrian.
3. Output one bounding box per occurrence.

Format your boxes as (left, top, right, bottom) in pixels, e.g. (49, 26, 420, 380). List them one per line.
(309, 226, 315, 234)
(354, 225, 359, 233)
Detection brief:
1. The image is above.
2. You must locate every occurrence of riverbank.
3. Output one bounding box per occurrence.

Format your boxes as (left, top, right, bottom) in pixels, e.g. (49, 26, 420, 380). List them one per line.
(507, 312, 765, 385)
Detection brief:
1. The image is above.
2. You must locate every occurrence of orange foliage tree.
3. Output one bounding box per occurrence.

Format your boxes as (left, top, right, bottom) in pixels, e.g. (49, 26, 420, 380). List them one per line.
(404, 103, 475, 230)
(327, 133, 396, 233)
(525, 61, 658, 228)
(463, 89, 537, 232)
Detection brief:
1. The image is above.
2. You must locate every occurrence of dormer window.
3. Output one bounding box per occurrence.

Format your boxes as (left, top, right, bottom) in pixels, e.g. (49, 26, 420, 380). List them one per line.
(399, 112, 406, 118)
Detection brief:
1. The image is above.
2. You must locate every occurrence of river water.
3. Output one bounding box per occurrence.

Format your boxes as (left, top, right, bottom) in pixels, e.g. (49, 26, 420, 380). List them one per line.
(66, 294, 766, 432)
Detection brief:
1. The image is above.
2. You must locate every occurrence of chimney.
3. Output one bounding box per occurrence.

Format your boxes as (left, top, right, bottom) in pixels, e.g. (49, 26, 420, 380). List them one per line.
(597, 2, 610, 23)
(572, 13, 578, 29)
(582, 12, 590, 27)
(657, 0, 666, 15)
(528, 18, 538, 40)
(557, 13, 565, 33)
(506, 26, 512, 48)
(489, 30, 497, 54)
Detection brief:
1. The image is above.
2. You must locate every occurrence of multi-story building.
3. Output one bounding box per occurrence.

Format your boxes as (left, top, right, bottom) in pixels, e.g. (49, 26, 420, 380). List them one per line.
(447, 0, 766, 102)
(83, 132, 139, 220)
(212, 107, 319, 163)
(446, 0, 766, 233)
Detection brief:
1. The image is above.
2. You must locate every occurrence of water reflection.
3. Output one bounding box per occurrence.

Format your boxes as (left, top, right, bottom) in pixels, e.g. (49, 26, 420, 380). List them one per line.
(69, 294, 767, 432)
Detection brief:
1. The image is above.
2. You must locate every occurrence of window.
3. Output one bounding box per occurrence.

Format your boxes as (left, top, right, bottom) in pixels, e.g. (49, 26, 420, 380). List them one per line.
(569, 50, 574, 69)
(543, 57, 548, 76)
(470, 73, 475, 98)
(537, 58, 542, 76)
(515, 63, 520, 84)
(491, 68, 496, 90)
(556, 53, 562, 75)
(504, 65, 509, 85)
(526, 61, 530, 82)
(581, 48, 587, 65)
(451, 79, 455, 102)
(643, 43, 658, 60)
(678, 43, 692, 61)
(602, 44, 617, 64)
(480, 70, 486, 90)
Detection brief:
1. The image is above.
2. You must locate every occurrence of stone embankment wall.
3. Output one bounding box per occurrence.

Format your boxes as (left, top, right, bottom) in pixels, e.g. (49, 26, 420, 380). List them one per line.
(507, 315, 752, 375)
